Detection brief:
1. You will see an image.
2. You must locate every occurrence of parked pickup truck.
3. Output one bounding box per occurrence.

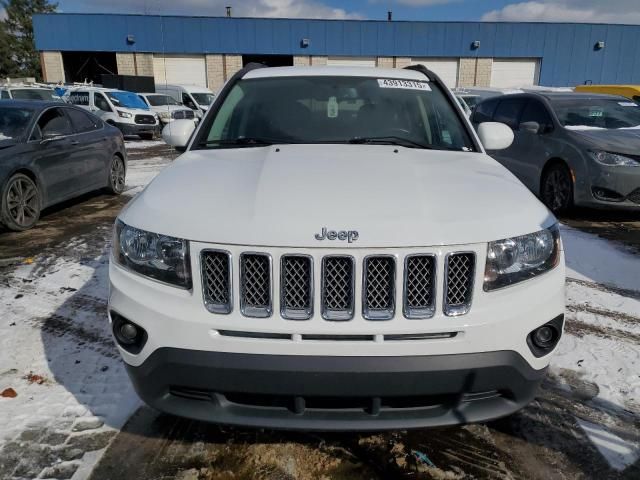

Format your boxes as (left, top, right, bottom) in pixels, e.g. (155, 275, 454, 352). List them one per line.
(109, 64, 565, 430)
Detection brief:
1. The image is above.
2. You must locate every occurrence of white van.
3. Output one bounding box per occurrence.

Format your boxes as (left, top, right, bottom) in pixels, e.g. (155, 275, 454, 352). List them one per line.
(64, 86, 159, 139)
(137, 93, 196, 126)
(154, 84, 215, 119)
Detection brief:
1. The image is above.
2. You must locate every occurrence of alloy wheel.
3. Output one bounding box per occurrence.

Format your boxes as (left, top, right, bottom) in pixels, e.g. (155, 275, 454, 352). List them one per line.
(6, 177, 40, 228)
(543, 168, 571, 212)
(110, 157, 126, 194)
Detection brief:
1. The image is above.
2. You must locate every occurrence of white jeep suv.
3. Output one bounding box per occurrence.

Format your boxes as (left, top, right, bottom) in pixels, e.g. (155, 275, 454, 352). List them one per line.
(109, 65, 565, 430)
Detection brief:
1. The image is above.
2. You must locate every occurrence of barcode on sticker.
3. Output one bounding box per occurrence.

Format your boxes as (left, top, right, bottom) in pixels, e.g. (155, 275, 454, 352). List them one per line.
(377, 79, 431, 91)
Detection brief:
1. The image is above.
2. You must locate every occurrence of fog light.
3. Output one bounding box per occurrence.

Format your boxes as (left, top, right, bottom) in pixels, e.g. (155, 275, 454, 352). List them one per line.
(533, 326, 554, 348)
(119, 323, 138, 344)
(527, 315, 564, 358)
(111, 311, 148, 354)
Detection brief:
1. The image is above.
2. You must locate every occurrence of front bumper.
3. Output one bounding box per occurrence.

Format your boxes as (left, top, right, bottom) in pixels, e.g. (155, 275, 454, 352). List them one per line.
(126, 348, 546, 431)
(114, 121, 160, 136)
(576, 163, 640, 209)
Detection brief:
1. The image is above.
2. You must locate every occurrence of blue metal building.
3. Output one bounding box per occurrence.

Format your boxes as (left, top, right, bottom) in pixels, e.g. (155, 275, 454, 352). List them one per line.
(33, 13, 640, 88)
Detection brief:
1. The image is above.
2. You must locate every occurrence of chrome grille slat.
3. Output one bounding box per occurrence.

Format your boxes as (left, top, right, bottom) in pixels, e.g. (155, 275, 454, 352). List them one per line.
(321, 256, 355, 321)
(201, 250, 232, 314)
(403, 254, 436, 319)
(444, 252, 475, 316)
(281, 255, 313, 320)
(240, 253, 272, 318)
(362, 256, 395, 320)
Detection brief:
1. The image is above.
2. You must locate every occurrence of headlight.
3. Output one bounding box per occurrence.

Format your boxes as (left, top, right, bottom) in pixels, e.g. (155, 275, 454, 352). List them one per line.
(113, 220, 191, 289)
(159, 111, 171, 119)
(590, 151, 640, 167)
(117, 110, 132, 119)
(484, 225, 561, 291)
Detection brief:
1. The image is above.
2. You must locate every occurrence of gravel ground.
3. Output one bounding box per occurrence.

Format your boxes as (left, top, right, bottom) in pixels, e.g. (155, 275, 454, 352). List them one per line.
(0, 140, 638, 480)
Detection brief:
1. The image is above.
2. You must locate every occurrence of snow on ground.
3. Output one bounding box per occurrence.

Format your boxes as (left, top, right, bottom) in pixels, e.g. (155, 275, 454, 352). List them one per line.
(123, 139, 166, 149)
(553, 225, 640, 412)
(0, 153, 172, 480)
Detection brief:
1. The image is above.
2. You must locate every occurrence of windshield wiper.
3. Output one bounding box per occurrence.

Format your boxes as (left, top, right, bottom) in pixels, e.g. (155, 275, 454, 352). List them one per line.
(348, 136, 433, 149)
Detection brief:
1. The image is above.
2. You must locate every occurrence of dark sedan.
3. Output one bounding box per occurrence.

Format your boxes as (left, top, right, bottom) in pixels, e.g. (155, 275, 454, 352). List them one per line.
(0, 101, 127, 231)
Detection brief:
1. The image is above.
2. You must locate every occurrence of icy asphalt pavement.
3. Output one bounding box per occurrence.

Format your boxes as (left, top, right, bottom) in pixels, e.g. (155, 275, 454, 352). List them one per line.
(0, 140, 638, 480)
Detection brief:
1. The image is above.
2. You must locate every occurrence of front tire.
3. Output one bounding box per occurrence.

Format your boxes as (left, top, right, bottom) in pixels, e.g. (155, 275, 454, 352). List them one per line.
(107, 155, 126, 195)
(541, 163, 573, 214)
(1, 173, 41, 231)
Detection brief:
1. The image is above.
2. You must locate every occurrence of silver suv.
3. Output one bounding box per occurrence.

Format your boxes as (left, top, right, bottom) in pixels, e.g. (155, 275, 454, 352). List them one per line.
(472, 92, 640, 212)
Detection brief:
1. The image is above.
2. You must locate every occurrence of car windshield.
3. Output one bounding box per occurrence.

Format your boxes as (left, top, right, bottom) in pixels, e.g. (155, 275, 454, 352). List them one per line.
(106, 91, 148, 110)
(11, 88, 55, 101)
(191, 93, 215, 106)
(146, 94, 180, 107)
(551, 98, 640, 130)
(199, 76, 475, 151)
(0, 107, 33, 143)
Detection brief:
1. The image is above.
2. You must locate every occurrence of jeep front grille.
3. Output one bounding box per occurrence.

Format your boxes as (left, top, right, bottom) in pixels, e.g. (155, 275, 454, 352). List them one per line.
(200, 250, 477, 320)
(240, 253, 272, 317)
(444, 252, 475, 316)
(201, 250, 232, 314)
(280, 255, 313, 320)
(404, 254, 436, 319)
(321, 256, 355, 321)
(362, 256, 395, 320)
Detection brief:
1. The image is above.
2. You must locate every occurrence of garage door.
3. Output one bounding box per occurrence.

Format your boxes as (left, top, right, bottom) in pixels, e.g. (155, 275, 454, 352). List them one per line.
(327, 57, 376, 68)
(153, 55, 207, 87)
(409, 58, 459, 87)
(491, 59, 540, 88)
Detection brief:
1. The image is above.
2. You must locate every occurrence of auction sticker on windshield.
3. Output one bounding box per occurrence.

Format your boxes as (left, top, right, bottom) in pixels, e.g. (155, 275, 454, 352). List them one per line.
(377, 79, 431, 91)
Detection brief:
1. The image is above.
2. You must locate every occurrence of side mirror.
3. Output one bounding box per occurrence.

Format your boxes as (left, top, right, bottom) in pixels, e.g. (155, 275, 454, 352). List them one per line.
(519, 121, 541, 134)
(477, 122, 514, 151)
(162, 119, 195, 149)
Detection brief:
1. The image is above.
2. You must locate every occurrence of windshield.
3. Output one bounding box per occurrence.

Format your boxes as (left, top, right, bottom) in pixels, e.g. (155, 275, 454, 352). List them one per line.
(199, 76, 474, 151)
(11, 88, 55, 101)
(106, 91, 148, 110)
(0, 107, 34, 142)
(191, 93, 215, 106)
(146, 94, 180, 107)
(551, 98, 640, 130)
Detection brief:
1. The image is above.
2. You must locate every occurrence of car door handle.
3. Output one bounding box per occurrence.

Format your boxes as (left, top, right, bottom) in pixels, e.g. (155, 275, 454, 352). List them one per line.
(70, 140, 80, 146)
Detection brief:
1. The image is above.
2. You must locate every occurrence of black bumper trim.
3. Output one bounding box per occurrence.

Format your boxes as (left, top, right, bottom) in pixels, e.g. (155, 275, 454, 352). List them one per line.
(125, 349, 546, 431)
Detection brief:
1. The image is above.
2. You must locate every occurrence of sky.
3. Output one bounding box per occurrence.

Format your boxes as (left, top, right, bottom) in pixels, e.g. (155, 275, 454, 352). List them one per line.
(42, 0, 640, 23)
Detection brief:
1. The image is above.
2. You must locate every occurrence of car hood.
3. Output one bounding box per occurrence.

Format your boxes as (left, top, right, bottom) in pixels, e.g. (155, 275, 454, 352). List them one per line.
(151, 105, 189, 113)
(568, 127, 640, 155)
(120, 144, 554, 248)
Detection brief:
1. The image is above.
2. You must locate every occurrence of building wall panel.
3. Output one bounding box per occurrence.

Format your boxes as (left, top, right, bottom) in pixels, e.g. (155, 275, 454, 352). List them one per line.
(33, 14, 640, 87)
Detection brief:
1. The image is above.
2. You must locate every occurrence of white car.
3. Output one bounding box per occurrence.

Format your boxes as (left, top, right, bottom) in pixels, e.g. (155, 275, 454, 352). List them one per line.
(64, 87, 159, 140)
(137, 93, 196, 125)
(154, 84, 215, 119)
(0, 84, 57, 101)
(109, 65, 565, 430)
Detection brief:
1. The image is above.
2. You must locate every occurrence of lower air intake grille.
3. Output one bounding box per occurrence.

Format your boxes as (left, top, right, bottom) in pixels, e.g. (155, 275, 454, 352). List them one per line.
(321, 256, 355, 321)
(240, 253, 272, 317)
(444, 252, 475, 316)
(201, 250, 232, 314)
(363, 256, 395, 320)
(280, 255, 313, 320)
(404, 255, 436, 319)
(628, 188, 640, 205)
